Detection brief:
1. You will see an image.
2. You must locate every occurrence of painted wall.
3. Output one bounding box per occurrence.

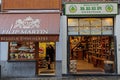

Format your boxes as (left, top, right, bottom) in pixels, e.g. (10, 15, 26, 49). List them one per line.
(115, 15, 120, 74)
(0, 42, 8, 61)
(61, 16, 67, 74)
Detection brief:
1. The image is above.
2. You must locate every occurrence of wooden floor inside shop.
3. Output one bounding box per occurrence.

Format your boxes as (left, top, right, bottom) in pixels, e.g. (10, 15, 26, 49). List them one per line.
(75, 60, 105, 74)
(37, 62, 55, 75)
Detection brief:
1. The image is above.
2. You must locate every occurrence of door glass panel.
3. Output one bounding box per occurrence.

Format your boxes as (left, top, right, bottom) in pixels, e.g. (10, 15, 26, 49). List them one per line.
(91, 18, 101, 35)
(37, 42, 55, 75)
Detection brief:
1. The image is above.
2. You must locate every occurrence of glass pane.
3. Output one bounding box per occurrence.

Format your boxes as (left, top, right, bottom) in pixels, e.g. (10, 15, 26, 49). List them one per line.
(68, 26, 78, 35)
(91, 18, 101, 35)
(102, 18, 113, 35)
(79, 19, 90, 26)
(79, 18, 90, 35)
(37, 42, 55, 75)
(9, 42, 35, 61)
(102, 26, 113, 35)
(91, 26, 101, 35)
(79, 26, 90, 35)
(68, 18, 78, 26)
(102, 18, 113, 26)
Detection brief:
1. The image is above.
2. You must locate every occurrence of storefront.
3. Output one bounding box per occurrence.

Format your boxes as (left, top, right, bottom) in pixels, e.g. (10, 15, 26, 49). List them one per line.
(62, 2, 118, 75)
(0, 13, 60, 76)
(0, 0, 62, 77)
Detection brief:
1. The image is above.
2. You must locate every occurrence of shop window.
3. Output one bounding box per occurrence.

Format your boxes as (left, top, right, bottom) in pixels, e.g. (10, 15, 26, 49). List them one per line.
(79, 19, 90, 35)
(68, 18, 79, 35)
(8, 42, 36, 61)
(102, 18, 113, 35)
(68, 18, 113, 35)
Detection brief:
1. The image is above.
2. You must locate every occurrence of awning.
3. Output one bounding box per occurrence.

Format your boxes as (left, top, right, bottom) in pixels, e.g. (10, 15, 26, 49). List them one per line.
(0, 13, 60, 41)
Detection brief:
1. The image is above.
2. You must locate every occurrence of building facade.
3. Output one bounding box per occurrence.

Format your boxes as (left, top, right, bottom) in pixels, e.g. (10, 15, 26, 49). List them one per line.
(0, 0, 62, 77)
(61, 0, 120, 75)
(1, 0, 120, 78)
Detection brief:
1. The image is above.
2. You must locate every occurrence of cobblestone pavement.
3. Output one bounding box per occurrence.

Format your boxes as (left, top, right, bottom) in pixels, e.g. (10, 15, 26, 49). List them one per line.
(1, 76, 120, 80)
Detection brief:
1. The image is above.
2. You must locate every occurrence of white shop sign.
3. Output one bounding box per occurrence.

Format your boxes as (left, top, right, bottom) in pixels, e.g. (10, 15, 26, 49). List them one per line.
(65, 3, 118, 15)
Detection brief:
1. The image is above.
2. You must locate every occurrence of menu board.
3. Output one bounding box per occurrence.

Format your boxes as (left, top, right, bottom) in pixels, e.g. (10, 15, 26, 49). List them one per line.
(9, 42, 35, 61)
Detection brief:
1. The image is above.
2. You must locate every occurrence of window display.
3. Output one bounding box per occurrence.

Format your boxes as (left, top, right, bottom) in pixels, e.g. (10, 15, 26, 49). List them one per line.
(9, 42, 36, 61)
(8, 41, 56, 75)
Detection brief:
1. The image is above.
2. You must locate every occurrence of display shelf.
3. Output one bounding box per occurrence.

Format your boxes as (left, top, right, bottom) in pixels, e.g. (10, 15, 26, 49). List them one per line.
(8, 42, 36, 61)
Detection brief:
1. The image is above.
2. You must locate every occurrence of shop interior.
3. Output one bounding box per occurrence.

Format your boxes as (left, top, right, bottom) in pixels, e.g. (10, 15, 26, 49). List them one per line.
(8, 42, 56, 75)
(69, 36, 115, 73)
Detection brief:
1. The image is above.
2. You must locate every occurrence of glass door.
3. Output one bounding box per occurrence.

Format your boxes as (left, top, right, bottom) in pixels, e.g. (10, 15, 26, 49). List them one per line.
(36, 42, 56, 75)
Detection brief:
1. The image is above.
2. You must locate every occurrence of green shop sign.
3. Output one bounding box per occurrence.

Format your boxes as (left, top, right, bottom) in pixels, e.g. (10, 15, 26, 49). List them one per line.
(65, 3, 118, 15)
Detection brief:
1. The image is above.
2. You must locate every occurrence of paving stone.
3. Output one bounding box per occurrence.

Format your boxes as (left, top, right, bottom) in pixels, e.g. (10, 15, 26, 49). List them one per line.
(1, 76, 120, 80)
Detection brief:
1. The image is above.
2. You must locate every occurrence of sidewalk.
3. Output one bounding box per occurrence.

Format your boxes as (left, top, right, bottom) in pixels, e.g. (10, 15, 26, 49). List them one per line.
(1, 61, 120, 80)
(1, 76, 120, 80)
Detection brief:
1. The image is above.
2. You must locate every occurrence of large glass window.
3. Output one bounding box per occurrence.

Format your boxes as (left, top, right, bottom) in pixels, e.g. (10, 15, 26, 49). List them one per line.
(8, 41, 56, 75)
(9, 42, 36, 61)
(68, 18, 113, 35)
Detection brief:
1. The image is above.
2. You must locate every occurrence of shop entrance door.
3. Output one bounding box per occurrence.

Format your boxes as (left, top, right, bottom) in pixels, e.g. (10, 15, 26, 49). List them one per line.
(36, 42, 56, 75)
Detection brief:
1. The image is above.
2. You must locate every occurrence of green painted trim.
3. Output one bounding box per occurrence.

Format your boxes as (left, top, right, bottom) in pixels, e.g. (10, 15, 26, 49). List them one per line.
(66, 15, 116, 17)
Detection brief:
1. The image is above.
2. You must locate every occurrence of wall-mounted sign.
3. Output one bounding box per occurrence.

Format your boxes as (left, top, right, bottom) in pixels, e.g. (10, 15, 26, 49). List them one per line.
(0, 14, 60, 34)
(65, 3, 118, 15)
(0, 35, 59, 42)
